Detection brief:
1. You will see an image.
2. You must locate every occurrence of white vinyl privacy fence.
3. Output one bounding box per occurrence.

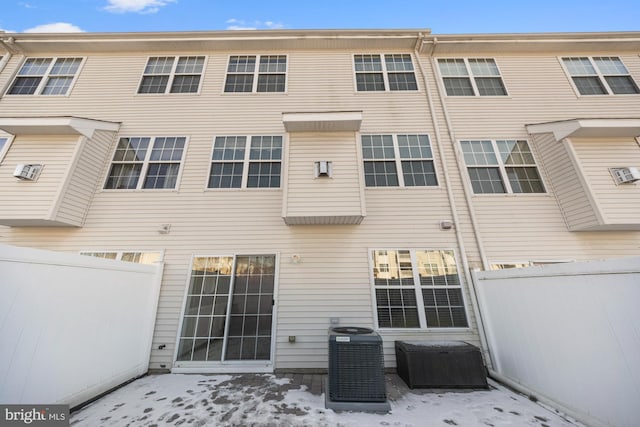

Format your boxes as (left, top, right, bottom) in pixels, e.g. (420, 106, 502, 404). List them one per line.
(473, 257, 640, 427)
(0, 244, 163, 408)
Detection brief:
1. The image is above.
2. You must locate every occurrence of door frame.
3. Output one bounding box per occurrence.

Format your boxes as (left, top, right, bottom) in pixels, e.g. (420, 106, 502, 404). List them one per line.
(172, 251, 280, 373)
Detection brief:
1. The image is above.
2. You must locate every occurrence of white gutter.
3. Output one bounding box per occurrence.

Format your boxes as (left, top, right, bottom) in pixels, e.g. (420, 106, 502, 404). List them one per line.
(414, 35, 494, 370)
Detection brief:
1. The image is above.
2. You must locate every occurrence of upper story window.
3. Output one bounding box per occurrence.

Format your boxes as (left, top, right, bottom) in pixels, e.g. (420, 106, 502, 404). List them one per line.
(104, 136, 186, 190)
(138, 56, 205, 94)
(7, 57, 83, 95)
(460, 139, 545, 194)
(224, 55, 287, 93)
(438, 58, 507, 96)
(562, 57, 639, 95)
(372, 249, 468, 329)
(354, 54, 418, 91)
(208, 135, 282, 188)
(361, 134, 437, 187)
(0, 135, 13, 162)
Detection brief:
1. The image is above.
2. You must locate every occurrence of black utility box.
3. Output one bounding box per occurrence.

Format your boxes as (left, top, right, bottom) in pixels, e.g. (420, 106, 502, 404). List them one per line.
(395, 341, 488, 389)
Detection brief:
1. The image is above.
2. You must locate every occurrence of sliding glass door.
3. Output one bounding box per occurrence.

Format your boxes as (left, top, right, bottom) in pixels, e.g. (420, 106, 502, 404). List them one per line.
(176, 254, 275, 363)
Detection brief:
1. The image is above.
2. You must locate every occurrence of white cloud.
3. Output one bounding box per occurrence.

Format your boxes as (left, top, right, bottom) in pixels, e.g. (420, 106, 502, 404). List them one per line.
(104, 0, 176, 14)
(24, 22, 84, 33)
(226, 18, 284, 31)
(19, 2, 36, 8)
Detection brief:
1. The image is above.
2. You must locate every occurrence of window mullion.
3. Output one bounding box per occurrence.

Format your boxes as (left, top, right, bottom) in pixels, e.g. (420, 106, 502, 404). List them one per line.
(591, 58, 613, 95)
(392, 135, 405, 187)
(36, 57, 56, 95)
(492, 140, 513, 193)
(166, 56, 179, 94)
(138, 137, 155, 189)
(380, 55, 389, 91)
(252, 56, 259, 93)
(242, 137, 251, 188)
(220, 254, 237, 362)
(411, 250, 428, 329)
(464, 58, 480, 96)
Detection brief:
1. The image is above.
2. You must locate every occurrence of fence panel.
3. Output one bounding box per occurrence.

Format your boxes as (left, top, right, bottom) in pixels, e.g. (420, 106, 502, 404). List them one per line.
(0, 244, 163, 408)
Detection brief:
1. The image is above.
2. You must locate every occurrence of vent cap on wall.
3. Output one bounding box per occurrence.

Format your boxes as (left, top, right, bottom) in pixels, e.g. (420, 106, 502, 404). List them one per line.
(13, 164, 43, 181)
(610, 167, 640, 184)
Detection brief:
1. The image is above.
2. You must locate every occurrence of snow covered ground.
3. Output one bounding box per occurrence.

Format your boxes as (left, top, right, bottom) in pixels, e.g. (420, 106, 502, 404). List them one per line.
(70, 374, 583, 426)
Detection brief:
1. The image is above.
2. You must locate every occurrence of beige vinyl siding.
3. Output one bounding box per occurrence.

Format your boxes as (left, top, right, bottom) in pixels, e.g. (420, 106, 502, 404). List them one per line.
(55, 130, 118, 226)
(283, 131, 364, 223)
(0, 48, 482, 370)
(571, 137, 640, 226)
(439, 53, 640, 262)
(533, 133, 600, 231)
(0, 135, 76, 225)
(438, 54, 640, 136)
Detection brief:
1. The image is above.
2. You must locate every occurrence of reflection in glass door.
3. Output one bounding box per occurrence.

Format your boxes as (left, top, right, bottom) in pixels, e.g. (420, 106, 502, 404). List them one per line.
(176, 254, 275, 363)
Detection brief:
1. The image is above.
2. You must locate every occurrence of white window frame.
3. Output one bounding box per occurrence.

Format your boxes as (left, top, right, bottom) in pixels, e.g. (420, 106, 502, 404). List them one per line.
(353, 53, 419, 92)
(103, 136, 188, 191)
(137, 56, 207, 95)
(206, 135, 284, 190)
(173, 252, 280, 373)
(560, 56, 640, 96)
(437, 58, 508, 97)
(0, 134, 14, 163)
(369, 248, 470, 331)
(223, 54, 288, 94)
(5, 56, 85, 96)
(80, 250, 164, 264)
(360, 134, 439, 188)
(459, 139, 546, 195)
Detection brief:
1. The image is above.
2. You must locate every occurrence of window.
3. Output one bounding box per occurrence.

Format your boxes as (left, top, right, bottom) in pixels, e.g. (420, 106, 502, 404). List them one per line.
(7, 57, 83, 95)
(224, 55, 286, 93)
(104, 136, 186, 190)
(562, 57, 639, 95)
(138, 56, 205, 94)
(361, 134, 437, 187)
(354, 54, 418, 92)
(81, 251, 162, 264)
(0, 135, 13, 162)
(372, 249, 468, 329)
(208, 135, 282, 188)
(177, 255, 275, 362)
(460, 139, 544, 194)
(438, 58, 507, 96)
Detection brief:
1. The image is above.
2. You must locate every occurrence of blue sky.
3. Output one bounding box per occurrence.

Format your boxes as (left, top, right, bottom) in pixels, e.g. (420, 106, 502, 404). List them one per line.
(1, 0, 639, 34)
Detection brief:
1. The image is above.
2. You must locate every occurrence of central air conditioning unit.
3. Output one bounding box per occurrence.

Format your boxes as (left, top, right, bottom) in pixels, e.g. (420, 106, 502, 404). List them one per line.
(326, 326, 390, 412)
(610, 167, 640, 184)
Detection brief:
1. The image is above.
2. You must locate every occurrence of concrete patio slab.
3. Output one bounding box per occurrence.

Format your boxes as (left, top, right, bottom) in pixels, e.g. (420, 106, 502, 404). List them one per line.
(70, 373, 583, 426)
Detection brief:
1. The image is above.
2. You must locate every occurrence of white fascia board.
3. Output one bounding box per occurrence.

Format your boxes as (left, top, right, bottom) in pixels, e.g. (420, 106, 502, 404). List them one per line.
(282, 111, 362, 133)
(527, 118, 640, 141)
(0, 116, 120, 138)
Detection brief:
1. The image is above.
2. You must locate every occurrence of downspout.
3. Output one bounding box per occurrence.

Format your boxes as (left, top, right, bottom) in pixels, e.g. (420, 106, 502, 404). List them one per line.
(413, 34, 494, 370)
